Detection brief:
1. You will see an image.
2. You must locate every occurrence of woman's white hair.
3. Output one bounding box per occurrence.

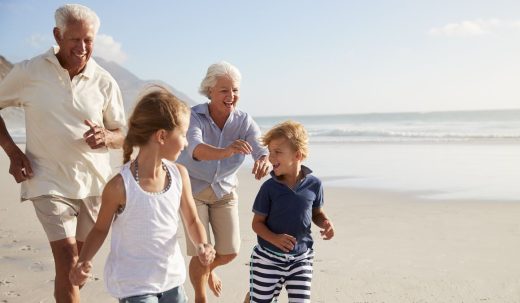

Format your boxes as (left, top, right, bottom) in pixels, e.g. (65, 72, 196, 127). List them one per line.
(199, 61, 242, 98)
(55, 4, 100, 37)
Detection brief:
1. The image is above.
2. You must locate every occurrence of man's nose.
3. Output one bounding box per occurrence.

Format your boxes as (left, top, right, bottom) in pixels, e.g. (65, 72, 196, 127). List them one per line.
(76, 40, 87, 52)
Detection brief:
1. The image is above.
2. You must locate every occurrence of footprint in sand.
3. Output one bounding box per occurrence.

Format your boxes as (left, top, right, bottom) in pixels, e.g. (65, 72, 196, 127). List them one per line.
(30, 262, 44, 272)
(4, 290, 20, 297)
(0, 279, 12, 286)
(20, 245, 32, 251)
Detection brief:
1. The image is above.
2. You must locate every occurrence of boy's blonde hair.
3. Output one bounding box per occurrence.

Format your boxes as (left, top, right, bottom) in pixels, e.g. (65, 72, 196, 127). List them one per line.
(262, 120, 309, 160)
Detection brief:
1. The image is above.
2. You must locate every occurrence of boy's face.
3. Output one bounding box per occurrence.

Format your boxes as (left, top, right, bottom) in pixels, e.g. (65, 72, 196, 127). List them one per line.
(267, 137, 301, 177)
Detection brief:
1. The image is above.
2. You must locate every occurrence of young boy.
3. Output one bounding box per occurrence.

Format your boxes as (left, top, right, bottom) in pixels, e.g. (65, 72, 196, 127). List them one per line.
(248, 120, 335, 303)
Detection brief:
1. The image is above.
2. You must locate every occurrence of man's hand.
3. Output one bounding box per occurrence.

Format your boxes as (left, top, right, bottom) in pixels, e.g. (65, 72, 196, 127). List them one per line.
(252, 155, 270, 180)
(83, 119, 107, 149)
(7, 147, 33, 183)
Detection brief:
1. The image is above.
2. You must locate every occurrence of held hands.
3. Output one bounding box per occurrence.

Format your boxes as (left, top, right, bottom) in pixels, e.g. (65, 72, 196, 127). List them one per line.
(252, 155, 270, 180)
(7, 147, 33, 183)
(83, 119, 107, 149)
(69, 260, 92, 286)
(271, 234, 297, 253)
(196, 243, 216, 266)
(320, 219, 335, 240)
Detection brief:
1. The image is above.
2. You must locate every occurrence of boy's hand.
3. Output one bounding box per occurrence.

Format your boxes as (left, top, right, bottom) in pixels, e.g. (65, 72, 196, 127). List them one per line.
(197, 243, 216, 266)
(320, 219, 335, 240)
(271, 234, 297, 253)
(69, 260, 92, 286)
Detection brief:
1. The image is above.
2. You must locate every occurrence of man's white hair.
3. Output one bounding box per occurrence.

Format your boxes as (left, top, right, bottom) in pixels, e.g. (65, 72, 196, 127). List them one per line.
(55, 4, 100, 37)
(199, 61, 242, 98)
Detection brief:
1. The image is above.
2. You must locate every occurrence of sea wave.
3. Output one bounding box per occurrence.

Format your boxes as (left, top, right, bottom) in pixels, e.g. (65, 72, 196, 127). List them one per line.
(307, 128, 520, 140)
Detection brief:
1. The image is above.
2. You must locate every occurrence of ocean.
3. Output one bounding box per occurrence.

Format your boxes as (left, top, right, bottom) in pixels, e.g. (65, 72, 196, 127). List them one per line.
(253, 109, 520, 201)
(7, 109, 520, 201)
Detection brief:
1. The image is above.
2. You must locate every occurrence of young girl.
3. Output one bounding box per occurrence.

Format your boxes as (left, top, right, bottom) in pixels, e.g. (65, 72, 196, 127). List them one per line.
(69, 88, 216, 303)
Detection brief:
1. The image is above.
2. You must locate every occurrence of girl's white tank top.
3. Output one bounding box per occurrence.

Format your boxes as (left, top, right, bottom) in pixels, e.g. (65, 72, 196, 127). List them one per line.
(104, 160, 186, 299)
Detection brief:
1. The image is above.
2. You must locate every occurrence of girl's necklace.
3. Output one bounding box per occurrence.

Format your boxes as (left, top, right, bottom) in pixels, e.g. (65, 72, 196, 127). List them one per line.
(134, 159, 171, 195)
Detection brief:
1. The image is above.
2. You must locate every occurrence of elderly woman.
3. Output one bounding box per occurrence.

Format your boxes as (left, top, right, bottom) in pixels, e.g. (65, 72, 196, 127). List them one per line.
(177, 61, 269, 302)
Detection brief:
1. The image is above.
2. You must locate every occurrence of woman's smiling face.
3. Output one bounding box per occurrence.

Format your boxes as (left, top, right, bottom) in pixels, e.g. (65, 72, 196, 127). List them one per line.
(208, 76, 240, 115)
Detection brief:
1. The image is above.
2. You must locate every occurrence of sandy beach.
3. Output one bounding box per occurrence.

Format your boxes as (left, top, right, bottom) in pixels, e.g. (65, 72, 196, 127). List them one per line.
(1, 146, 520, 303)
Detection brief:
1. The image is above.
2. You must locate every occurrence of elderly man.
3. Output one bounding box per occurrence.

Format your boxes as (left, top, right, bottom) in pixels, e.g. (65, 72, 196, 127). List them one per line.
(0, 4, 125, 303)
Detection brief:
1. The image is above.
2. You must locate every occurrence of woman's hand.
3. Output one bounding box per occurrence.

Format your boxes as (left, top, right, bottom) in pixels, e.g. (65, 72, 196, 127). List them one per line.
(69, 260, 92, 286)
(197, 243, 216, 266)
(224, 139, 252, 157)
(252, 155, 270, 180)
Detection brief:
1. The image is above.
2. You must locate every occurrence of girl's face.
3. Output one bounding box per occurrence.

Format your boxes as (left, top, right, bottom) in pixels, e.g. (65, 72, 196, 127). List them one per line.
(162, 118, 189, 161)
(267, 137, 301, 178)
(208, 76, 240, 116)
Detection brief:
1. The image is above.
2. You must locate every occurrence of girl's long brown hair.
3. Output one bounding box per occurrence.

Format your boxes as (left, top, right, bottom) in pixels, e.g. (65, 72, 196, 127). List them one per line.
(122, 86, 190, 164)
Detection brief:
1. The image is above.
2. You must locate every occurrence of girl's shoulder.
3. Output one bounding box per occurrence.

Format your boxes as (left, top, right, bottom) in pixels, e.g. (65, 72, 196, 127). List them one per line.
(102, 173, 126, 206)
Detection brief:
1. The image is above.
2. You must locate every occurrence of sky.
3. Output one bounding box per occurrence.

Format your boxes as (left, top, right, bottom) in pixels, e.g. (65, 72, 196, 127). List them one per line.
(1, 0, 520, 117)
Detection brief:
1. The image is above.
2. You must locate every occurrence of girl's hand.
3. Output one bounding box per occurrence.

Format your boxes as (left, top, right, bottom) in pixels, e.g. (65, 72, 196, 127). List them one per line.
(69, 260, 92, 286)
(320, 219, 335, 240)
(197, 243, 216, 266)
(271, 234, 297, 253)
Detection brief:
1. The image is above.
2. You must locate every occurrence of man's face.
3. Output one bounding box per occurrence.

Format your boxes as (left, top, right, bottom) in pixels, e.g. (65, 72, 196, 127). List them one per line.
(54, 20, 95, 76)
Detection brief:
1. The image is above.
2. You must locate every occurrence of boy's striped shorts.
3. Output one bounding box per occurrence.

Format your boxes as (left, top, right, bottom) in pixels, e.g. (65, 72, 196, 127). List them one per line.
(249, 245, 314, 303)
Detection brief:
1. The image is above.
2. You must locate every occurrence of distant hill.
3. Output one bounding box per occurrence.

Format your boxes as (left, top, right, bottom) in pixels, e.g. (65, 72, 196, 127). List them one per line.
(0, 56, 13, 79)
(93, 56, 196, 113)
(0, 54, 196, 139)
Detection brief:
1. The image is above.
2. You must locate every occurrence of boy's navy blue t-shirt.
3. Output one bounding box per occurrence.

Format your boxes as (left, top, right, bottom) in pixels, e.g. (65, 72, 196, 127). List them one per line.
(252, 165, 324, 255)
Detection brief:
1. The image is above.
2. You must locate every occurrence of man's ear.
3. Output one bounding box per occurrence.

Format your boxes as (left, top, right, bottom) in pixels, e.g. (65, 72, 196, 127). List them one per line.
(53, 27, 61, 43)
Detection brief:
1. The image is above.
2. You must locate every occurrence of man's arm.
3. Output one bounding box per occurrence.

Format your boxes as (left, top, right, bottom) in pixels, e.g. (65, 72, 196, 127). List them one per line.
(0, 115, 33, 182)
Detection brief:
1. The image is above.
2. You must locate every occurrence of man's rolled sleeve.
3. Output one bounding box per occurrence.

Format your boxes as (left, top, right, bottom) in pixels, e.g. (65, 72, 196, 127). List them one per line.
(102, 80, 126, 130)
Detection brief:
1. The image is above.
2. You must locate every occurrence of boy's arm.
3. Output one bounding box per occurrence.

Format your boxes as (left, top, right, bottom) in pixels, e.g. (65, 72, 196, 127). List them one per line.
(177, 164, 215, 265)
(69, 175, 125, 286)
(312, 207, 335, 240)
(252, 213, 296, 253)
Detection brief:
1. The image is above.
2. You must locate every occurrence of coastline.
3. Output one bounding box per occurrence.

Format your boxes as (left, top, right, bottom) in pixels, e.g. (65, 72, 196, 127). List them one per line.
(1, 147, 520, 302)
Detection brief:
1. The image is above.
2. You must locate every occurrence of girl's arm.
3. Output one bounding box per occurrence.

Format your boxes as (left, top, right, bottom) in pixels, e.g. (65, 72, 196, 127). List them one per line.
(69, 174, 125, 286)
(176, 164, 215, 265)
(252, 213, 296, 253)
(312, 207, 335, 240)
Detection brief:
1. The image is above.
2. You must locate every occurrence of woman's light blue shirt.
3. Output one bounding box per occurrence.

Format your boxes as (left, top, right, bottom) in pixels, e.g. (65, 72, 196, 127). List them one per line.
(177, 103, 267, 199)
